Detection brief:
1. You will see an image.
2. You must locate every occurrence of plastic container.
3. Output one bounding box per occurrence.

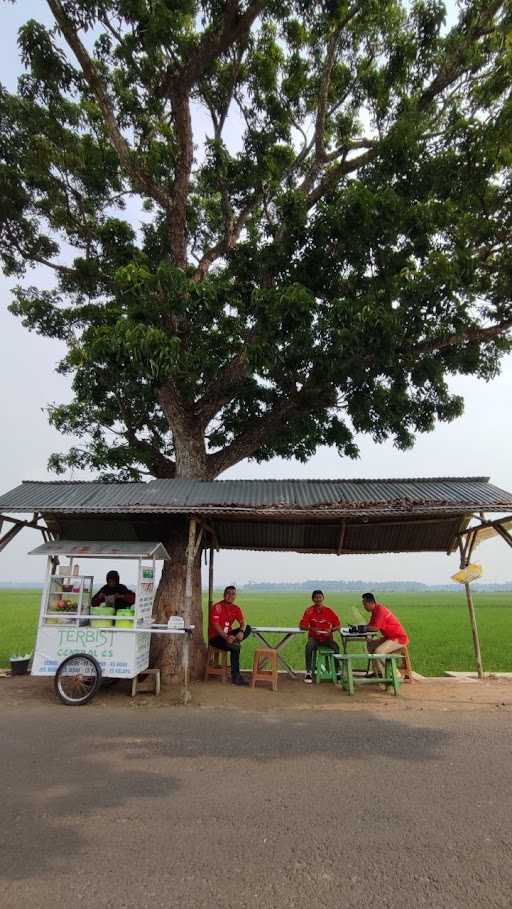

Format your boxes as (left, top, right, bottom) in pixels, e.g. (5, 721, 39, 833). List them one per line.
(90, 605, 114, 628)
(116, 608, 135, 629)
(10, 657, 31, 675)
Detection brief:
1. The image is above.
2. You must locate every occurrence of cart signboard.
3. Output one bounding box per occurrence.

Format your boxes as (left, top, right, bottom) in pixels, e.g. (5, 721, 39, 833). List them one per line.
(32, 626, 151, 677)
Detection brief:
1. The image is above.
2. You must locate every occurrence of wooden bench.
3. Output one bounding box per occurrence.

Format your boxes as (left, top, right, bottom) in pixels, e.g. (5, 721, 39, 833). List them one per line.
(332, 653, 401, 696)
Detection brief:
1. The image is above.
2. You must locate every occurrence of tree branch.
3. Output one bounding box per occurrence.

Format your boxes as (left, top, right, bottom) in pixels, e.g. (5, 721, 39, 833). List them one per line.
(47, 0, 173, 215)
(168, 89, 193, 267)
(196, 345, 253, 427)
(158, 1, 266, 98)
(419, 0, 504, 110)
(412, 319, 512, 357)
(192, 193, 262, 282)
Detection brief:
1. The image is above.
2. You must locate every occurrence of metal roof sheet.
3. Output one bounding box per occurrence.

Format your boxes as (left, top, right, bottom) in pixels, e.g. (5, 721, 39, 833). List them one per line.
(1, 476, 511, 515)
(28, 540, 170, 559)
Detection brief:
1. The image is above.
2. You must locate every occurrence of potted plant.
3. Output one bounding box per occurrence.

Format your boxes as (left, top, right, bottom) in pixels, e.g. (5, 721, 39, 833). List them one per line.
(10, 652, 32, 675)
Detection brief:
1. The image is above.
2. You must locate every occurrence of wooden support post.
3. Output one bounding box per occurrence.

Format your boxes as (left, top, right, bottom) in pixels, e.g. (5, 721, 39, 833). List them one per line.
(463, 582, 484, 680)
(495, 524, 512, 550)
(337, 522, 346, 556)
(208, 546, 214, 610)
(459, 542, 484, 680)
(182, 517, 197, 705)
(0, 522, 24, 553)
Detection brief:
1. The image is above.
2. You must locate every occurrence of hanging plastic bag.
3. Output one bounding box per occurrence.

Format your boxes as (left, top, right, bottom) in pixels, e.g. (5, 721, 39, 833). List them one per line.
(451, 563, 483, 584)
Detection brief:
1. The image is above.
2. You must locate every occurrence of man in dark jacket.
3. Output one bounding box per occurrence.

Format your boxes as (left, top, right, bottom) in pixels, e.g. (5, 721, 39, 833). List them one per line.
(92, 570, 135, 612)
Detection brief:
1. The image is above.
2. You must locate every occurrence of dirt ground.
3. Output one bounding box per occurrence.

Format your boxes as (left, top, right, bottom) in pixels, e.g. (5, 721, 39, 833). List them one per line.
(2, 671, 512, 713)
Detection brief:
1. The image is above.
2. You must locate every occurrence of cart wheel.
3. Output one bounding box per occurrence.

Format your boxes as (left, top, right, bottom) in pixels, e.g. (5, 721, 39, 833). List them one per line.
(54, 654, 102, 706)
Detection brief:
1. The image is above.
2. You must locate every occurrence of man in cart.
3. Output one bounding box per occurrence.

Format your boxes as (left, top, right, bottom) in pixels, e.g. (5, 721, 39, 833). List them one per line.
(92, 570, 136, 612)
(208, 585, 251, 685)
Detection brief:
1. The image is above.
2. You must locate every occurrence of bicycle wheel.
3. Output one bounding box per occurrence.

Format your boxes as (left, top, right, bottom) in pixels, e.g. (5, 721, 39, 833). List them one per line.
(54, 653, 102, 706)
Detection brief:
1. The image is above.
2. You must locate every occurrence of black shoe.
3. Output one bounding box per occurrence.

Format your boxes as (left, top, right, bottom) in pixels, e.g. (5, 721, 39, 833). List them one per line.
(232, 674, 248, 686)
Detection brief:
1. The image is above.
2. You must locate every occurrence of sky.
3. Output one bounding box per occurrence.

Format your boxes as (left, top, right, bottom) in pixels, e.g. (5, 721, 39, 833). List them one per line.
(1, 1, 511, 589)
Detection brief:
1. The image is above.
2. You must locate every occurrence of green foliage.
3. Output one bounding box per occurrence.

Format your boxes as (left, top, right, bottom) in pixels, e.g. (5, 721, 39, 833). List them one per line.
(1, 1, 512, 479)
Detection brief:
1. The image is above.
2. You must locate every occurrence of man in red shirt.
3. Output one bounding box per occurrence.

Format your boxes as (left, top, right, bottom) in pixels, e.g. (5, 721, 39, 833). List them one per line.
(299, 590, 341, 683)
(208, 585, 251, 685)
(362, 592, 409, 677)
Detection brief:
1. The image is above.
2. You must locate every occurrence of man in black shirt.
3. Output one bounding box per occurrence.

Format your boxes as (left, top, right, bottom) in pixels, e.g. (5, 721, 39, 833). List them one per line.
(91, 570, 135, 612)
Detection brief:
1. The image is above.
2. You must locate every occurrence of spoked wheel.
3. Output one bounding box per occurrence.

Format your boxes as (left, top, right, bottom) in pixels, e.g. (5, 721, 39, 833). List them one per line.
(54, 653, 102, 706)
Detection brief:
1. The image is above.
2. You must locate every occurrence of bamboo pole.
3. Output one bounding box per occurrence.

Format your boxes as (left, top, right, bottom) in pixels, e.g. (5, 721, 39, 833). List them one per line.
(182, 517, 197, 705)
(208, 546, 214, 609)
(459, 541, 484, 680)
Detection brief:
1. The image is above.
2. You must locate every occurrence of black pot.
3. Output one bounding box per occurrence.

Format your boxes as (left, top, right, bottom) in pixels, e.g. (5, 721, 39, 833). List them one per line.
(10, 658, 30, 676)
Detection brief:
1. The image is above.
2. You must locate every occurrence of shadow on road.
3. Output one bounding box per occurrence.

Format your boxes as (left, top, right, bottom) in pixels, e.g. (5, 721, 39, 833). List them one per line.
(1, 707, 448, 881)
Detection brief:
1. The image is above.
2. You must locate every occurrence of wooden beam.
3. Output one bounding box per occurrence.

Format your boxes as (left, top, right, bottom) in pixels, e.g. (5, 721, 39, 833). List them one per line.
(457, 514, 512, 537)
(494, 524, 512, 550)
(200, 520, 220, 551)
(181, 517, 197, 705)
(208, 546, 215, 610)
(0, 522, 24, 553)
(193, 524, 204, 559)
(458, 542, 484, 680)
(336, 522, 346, 555)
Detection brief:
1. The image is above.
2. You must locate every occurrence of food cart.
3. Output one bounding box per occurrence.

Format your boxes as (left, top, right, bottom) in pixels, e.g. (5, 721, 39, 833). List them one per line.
(29, 540, 192, 705)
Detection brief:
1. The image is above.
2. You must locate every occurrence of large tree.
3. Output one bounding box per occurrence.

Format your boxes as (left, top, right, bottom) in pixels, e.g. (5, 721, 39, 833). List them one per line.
(2, 1, 512, 677)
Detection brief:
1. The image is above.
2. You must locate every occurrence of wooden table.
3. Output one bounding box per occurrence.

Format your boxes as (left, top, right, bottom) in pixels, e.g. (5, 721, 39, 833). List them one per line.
(251, 626, 304, 678)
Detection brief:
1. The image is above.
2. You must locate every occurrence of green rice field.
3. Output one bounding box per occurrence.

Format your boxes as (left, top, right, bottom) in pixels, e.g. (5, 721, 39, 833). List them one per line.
(1, 588, 511, 675)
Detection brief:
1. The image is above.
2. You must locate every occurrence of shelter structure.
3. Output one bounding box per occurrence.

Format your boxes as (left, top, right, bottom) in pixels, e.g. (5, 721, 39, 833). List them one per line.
(2, 476, 512, 679)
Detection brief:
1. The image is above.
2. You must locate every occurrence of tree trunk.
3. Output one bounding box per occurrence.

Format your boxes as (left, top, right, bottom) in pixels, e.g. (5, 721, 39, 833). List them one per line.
(150, 518, 206, 683)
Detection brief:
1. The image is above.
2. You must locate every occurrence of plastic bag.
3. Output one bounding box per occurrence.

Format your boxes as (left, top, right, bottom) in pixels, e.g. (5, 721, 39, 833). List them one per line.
(451, 563, 483, 584)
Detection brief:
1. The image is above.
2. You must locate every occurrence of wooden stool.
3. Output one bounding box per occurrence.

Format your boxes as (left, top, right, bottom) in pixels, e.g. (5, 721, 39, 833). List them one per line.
(131, 668, 160, 697)
(251, 648, 279, 692)
(204, 645, 230, 683)
(397, 645, 413, 682)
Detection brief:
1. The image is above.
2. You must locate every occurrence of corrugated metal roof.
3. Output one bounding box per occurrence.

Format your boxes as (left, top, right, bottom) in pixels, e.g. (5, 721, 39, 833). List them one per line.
(0, 481, 148, 511)
(28, 540, 170, 559)
(1, 476, 511, 514)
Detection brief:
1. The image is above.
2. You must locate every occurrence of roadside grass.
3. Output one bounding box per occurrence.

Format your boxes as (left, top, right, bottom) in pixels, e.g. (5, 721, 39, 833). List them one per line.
(1, 588, 511, 675)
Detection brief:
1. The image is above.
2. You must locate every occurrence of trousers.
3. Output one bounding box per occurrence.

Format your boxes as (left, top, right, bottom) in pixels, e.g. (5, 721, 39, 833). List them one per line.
(208, 625, 252, 676)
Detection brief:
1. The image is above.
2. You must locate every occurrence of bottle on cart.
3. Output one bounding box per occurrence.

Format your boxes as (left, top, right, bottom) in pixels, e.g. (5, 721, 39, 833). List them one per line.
(72, 563, 80, 592)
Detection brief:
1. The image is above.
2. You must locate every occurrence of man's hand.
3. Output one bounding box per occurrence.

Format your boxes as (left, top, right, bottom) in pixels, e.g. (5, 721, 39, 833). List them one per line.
(235, 631, 244, 642)
(226, 634, 235, 644)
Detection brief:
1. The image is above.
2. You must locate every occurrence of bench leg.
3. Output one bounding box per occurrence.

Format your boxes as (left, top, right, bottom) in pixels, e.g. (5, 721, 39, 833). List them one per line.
(346, 660, 354, 695)
(386, 658, 400, 695)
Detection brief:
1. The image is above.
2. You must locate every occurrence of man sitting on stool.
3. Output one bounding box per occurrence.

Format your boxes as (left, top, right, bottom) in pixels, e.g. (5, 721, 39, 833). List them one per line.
(208, 585, 251, 686)
(299, 590, 341, 684)
(361, 592, 409, 677)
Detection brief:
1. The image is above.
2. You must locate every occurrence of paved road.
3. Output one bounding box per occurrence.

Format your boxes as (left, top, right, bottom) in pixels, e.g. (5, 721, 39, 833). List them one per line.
(1, 703, 511, 908)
